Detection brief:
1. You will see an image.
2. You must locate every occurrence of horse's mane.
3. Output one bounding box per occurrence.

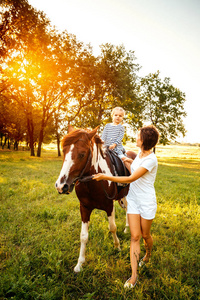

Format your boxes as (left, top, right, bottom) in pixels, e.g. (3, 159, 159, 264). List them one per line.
(62, 129, 86, 148)
(62, 128, 104, 149)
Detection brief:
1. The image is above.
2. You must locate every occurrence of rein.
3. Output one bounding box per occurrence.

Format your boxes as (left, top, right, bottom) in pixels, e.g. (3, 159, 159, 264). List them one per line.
(99, 149, 118, 200)
(74, 148, 92, 186)
(76, 146, 118, 200)
(70, 139, 126, 200)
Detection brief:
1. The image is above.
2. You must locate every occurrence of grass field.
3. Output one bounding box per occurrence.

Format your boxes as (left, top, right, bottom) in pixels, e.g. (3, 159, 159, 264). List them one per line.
(0, 145, 200, 300)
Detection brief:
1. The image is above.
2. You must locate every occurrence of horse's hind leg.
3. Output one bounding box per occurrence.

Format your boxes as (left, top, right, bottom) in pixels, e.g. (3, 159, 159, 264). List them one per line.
(124, 211, 129, 233)
(118, 197, 129, 233)
(74, 221, 89, 272)
(108, 203, 121, 250)
(120, 197, 129, 233)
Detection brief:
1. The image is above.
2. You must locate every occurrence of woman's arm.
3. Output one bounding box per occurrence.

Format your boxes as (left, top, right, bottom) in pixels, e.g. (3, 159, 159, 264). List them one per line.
(121, 157, 133, 173)
(93, 166, 148, 184)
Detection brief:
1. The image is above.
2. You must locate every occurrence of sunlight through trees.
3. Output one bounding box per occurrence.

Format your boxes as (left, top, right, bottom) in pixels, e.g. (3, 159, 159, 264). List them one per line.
(0, 0, 186, 156)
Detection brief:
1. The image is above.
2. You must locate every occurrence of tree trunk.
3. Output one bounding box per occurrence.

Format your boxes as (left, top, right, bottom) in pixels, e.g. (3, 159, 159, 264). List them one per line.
(56, 133, 61, 156)
(14, 141, 18, 150)
(54, 112, 61, 156)
(7, 137, 10, 149)
(2, 135, 6, 149)
(0, 133, 3, 147)
(27, 118, 35, 156)
(37, 128, 43, 157)
(37, 114, 46, 157)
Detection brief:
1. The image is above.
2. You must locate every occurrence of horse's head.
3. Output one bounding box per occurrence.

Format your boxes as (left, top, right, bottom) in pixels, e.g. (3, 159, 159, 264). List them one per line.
(55, 126, 99, 194)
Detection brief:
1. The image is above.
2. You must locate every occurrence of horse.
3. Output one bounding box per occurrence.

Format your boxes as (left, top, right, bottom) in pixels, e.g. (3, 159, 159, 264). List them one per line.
(55, 126, 136, 272)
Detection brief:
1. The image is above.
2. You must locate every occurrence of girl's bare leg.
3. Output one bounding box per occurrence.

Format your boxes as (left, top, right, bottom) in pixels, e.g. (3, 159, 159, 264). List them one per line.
(140, 217, 153, 262)
(127, 214, 141, 285)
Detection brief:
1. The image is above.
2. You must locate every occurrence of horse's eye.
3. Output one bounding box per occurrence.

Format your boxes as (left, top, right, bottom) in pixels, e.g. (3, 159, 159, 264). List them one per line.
(78, 153, 85, 160)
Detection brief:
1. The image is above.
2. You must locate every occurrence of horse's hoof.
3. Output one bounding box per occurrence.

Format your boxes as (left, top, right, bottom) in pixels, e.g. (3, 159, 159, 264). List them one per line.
(118, 199, 126, 209)
(115, 244, 121, 251)
(124, 226, 129, 233)
(74, 264, 82, 273)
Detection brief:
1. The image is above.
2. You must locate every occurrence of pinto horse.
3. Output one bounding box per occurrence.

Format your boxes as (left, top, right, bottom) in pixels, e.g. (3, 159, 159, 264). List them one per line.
(55, 126, 136, 272)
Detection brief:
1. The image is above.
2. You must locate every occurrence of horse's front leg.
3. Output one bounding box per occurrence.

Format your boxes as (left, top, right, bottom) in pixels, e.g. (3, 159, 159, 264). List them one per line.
(108, 202, 121, 250)
(74, 221, 89, 272)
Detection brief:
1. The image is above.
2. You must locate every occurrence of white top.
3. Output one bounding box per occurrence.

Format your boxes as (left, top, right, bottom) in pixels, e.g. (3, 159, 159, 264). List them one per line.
(127, 151, 158, 203)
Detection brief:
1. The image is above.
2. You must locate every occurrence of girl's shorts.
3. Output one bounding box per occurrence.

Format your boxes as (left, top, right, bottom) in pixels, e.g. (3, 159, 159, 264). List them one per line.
(126, 195, 157, 220)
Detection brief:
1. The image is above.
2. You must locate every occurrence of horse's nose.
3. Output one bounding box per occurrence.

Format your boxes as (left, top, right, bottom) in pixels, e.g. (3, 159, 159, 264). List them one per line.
(55, 180, 66, 194)
(62, 183, 70, 194)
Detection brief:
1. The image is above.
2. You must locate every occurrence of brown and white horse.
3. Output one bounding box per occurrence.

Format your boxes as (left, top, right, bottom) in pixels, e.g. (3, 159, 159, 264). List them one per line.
(55, 126, 136, 272)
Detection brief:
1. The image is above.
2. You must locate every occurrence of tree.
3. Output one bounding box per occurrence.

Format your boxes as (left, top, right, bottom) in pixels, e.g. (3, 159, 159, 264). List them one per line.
(140, 71, 186, 145)
(0, 0, 52, 155)
(1, 0, 145, 156)
(1, 0, 99, 156)
(74, 44, 143, 131)
(0, 0, 50, 59)
(0, 91, 27, 149)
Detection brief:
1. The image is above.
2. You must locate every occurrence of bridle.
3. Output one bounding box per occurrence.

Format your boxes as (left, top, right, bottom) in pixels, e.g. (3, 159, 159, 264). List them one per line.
(75, 149, 92, 184)
(67, 139, 118, 200)
(67, 141, 93, 191)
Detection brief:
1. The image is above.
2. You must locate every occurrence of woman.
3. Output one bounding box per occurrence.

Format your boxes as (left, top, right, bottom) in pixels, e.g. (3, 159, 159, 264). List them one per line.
(93, 125, 159, 288)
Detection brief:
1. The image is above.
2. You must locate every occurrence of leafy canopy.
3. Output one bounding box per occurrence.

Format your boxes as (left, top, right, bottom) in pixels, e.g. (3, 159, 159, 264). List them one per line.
(140, 71, 187, 144)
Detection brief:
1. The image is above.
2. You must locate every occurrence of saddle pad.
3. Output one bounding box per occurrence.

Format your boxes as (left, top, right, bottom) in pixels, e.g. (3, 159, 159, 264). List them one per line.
(107, 149, 130, 177)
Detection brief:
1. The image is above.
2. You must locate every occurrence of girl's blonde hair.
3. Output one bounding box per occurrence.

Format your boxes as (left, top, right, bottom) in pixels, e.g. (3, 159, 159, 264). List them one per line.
(111, 107, 125, 118)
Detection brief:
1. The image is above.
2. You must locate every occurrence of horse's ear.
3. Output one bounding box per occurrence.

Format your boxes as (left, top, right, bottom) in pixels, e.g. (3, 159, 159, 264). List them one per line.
(88, 126, 99, 140)
(68, 125, 74, 133)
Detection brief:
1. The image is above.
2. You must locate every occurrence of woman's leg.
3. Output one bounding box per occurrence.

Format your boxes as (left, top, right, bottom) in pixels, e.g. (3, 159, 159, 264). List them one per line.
(140, 218, 153, 262)
(127, 214, 141, 284)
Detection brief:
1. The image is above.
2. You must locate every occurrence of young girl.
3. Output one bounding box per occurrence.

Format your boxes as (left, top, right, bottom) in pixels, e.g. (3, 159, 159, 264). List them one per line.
(93, 125, 159, 288)
(101, 107, 126, 158)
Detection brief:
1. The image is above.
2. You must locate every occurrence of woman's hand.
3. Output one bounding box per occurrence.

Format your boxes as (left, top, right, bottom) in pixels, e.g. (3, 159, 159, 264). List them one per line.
(92, 173, 106, 181)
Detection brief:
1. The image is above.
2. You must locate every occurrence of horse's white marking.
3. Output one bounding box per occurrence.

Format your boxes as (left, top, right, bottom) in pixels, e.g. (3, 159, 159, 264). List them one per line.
(74, 222, 89, 272)
(55, 144, 74, 192)
(119, 197, 129, 233)
(91, 143, 113, 186)
(124, 211, 129, 233)
(91, 143, 98, 170)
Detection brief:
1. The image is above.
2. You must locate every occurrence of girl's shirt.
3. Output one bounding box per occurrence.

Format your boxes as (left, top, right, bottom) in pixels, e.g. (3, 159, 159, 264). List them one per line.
(101, 123, 125, 156)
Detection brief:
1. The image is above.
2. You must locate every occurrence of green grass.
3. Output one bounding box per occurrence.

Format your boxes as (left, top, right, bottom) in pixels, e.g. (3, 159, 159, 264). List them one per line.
(0, 146, 200, 300)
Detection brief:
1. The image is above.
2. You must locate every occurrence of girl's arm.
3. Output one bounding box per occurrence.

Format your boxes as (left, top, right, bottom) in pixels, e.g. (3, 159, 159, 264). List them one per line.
(93, 166, 148, 184)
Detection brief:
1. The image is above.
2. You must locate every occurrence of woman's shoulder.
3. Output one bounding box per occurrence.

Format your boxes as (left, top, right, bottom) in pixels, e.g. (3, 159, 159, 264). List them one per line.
(148, 152, 158, 164)
(140, 152, 157, 165)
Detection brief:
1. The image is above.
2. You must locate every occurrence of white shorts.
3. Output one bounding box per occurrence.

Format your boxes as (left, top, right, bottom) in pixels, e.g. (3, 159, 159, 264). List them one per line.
(126, 195, 157, 220)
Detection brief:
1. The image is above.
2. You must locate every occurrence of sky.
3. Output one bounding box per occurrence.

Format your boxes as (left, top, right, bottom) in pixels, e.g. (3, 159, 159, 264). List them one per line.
(29, 0, 200, 143)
